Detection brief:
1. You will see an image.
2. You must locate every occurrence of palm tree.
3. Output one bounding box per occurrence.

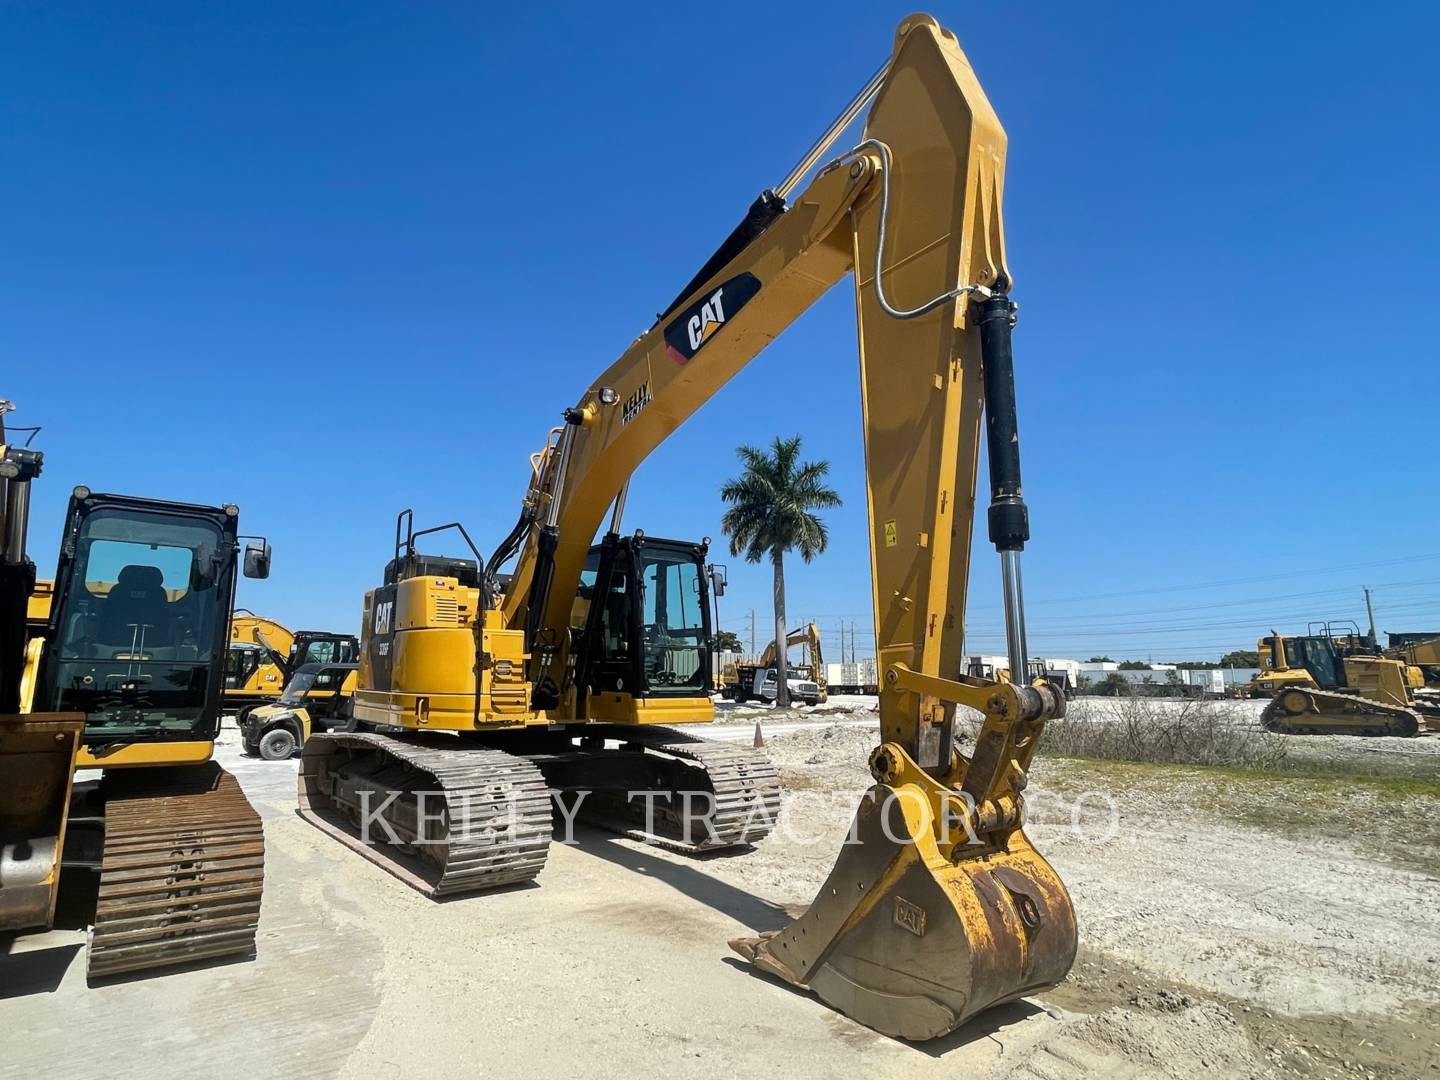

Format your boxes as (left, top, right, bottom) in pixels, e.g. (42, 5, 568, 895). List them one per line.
(719, 436, 841, 706)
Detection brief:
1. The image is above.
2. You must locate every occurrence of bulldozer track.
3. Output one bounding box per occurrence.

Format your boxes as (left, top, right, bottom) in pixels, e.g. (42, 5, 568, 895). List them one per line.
(1260, 687, 1421, 738)
(572, 725, 782, 853)
(88, 763, 263, 981)
(298, 733, 552, 898)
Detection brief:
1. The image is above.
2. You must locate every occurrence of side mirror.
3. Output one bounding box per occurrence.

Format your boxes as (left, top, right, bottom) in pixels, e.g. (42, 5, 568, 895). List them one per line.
(243, 541, 272, 580)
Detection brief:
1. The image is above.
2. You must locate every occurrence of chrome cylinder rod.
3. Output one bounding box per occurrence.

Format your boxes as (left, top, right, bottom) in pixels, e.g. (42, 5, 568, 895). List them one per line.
(1001, 549, 1028, 681)
(608, 483, 628, 536)
(775, 61, 890, 200)
(544, 420, 579, 529)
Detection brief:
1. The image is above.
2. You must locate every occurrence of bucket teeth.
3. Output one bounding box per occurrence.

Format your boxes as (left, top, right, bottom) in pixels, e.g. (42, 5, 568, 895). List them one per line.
(730, 782, 1076, 1041)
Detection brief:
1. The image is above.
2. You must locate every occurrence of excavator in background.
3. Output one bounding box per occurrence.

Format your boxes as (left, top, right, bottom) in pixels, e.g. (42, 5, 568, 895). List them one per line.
(225, 611, 358, 720)
(727, 623, 828, 704)
(1256, 623, 1439, 736)
(1385, 631, 1440, 687)
(0, 396, 273, 980)
(298, 14, 1073, 1041)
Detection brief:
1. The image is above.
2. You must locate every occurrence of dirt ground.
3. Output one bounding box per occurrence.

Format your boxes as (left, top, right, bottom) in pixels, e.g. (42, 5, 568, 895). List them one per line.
(2, 702, 1437, 1079)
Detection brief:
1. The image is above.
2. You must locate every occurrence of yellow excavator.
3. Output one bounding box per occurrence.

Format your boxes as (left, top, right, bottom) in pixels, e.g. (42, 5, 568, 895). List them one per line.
(225, 611, 358, 720)
(1385, 632, 1440, 688)
(1256, 623, 1439, 736)
(0, 396, 273, 980)
(297, 15, 1073, 1040)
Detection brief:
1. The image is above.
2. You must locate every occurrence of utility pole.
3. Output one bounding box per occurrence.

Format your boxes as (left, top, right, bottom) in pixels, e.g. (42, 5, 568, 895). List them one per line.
(747, 608, 755, 657)
(1364, 586, 1377, 647)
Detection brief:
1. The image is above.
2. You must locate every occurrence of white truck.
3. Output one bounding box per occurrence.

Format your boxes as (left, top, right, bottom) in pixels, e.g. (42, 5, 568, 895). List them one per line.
(729, 664, 821, 706)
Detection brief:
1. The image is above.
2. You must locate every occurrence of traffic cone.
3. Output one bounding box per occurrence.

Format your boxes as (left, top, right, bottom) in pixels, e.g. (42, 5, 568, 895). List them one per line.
(753, 722, 765, 748)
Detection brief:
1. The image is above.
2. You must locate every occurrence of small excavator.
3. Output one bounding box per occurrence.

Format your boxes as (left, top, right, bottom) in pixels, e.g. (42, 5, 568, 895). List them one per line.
(0, 396, 273, 979)
(1256, 622, 1439, 736)
(298, 14, 1074, 1040)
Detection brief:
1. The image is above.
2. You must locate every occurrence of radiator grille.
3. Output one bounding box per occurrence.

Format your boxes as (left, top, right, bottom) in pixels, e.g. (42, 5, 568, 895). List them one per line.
(489, 677, 528, 713)
(431, 594, 460, 625)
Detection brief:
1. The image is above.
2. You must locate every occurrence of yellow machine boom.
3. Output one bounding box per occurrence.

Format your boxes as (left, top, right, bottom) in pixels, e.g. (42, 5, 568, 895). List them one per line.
(300, 14, 1074, 1041)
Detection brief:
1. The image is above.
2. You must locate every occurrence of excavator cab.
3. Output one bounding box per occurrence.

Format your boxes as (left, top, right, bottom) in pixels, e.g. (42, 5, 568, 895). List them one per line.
(34, 490, 245, 749)
(572, 534, 712, 706)
(290, 630, 358, 667)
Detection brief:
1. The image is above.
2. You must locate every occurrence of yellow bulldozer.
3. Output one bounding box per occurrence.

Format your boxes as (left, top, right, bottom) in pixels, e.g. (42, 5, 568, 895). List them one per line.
(1255, 622, 1439, 736)
(0, 396, 273, 980)
(294, 14, 1074, 1041)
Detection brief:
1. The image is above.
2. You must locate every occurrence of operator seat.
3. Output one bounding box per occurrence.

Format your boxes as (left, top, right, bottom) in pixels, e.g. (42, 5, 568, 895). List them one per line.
(95, 564, 172, 648)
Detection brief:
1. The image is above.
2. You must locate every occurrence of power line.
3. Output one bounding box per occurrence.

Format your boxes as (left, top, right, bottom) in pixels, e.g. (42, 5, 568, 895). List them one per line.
(1033, 551, 1440, 606)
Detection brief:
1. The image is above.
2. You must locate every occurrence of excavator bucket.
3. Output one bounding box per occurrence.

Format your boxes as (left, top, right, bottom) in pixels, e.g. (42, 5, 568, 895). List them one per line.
(0, 712, 84, 933)
(731, 776, 1075, 1041)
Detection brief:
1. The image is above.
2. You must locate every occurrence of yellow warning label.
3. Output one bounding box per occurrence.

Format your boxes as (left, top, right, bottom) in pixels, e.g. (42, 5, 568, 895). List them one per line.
(884, 520, 897, 548)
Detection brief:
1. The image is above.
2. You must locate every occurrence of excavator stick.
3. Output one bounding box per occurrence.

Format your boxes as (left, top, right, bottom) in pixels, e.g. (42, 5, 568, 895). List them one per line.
(0, 712, 83, 934)
(731, 16, 1077, 1038)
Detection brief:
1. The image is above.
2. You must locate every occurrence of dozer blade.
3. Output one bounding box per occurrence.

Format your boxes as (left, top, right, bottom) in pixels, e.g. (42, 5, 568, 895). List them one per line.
(731, 781, 1076, 1041)
(0, 712, 84, 934)
(1261, 687, 1421, 737)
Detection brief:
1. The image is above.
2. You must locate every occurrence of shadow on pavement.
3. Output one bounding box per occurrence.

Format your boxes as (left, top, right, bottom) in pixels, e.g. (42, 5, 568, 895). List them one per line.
(720, 953, 1047, 1058)
(569, 826, 794, 933)
(0, 937, 82, 998)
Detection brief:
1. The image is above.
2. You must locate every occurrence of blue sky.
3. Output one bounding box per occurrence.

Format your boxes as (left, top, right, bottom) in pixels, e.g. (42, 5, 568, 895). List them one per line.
(4, 2, 1438, 662)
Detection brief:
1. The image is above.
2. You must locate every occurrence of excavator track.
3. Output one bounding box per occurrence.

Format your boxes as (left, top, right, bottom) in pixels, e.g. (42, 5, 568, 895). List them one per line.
(298, 732, 552, 897)
(518, 725, 782, 853)
(87, 763, 263, 981)
(1260, 686, 1422, 737)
